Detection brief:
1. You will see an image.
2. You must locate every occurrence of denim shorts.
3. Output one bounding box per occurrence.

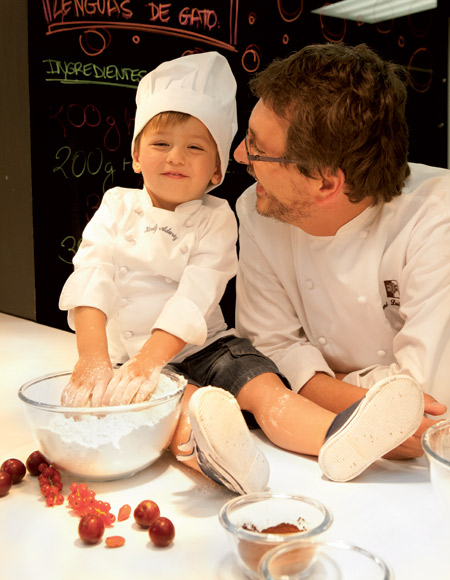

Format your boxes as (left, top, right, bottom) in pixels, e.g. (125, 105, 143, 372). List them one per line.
(165, 335, 290, 397)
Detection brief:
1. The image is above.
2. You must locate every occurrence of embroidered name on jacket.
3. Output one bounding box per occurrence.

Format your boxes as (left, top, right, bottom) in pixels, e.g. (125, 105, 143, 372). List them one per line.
(145, 223, 179, 242)
(383, 279, 400, 309)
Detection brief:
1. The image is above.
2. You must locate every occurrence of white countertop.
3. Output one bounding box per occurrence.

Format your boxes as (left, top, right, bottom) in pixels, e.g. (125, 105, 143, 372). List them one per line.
(1, 312, 449, 580)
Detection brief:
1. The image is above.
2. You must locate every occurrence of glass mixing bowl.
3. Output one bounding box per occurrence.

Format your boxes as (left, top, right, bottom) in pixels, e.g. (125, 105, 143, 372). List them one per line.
(18, 370, 186, 481)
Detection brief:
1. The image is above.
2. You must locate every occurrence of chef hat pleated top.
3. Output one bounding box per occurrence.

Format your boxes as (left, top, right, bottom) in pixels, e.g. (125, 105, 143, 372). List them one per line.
(132, 51, 238, 193)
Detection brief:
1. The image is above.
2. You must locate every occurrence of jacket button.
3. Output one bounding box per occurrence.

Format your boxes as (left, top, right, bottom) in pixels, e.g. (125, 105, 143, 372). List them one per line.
(124, 331, 133, 339)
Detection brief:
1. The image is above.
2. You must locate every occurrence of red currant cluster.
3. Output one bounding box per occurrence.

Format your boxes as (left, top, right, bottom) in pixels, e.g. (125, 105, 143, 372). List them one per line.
(38, 463, 64, 507)
(1, 451, 176, 549)
(67, 482, 116, 526)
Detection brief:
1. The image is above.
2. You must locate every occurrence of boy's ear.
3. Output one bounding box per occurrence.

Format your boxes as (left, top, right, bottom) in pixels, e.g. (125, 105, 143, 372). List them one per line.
(315, 167, 345, 206)
(132, 147, 142, 173)
(210, 160, 222, 185)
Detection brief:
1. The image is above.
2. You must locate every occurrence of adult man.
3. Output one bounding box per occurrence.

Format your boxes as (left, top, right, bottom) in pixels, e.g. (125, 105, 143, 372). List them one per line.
(234, 43, 449, 459)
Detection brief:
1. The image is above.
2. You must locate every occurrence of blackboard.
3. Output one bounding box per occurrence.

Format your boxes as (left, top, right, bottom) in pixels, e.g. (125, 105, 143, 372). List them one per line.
(28, 0, 448, 331)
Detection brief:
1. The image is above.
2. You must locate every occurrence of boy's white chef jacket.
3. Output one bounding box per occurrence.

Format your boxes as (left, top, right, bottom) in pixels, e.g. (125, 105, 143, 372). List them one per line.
(60, 186, 237, 364)
(236, 163, 450, 414)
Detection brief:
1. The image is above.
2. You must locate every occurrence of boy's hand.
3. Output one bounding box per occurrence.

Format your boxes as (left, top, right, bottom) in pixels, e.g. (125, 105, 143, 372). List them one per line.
(101, 357, 162, 406)
(61, 356, 113, 407)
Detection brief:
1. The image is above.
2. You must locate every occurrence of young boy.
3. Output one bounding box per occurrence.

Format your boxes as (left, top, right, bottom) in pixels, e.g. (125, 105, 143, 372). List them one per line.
(60, 51, 425, 492)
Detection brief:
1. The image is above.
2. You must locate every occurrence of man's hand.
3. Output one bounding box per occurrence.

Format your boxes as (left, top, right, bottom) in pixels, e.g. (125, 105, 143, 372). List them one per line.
(383, 393, 447, 460)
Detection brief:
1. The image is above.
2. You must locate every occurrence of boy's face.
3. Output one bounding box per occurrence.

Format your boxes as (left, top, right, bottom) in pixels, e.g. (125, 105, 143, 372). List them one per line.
(133, 116, 222, 211)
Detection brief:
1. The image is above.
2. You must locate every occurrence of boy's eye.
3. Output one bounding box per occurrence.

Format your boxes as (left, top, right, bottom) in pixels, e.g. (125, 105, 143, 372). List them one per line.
(188, 144, 205, 151)
(152, 141, 169, 147)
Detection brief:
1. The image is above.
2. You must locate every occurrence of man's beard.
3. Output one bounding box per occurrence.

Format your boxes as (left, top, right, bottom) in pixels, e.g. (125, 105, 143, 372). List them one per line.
(256, 193, 297, 224)
(248, 166, 312, 226)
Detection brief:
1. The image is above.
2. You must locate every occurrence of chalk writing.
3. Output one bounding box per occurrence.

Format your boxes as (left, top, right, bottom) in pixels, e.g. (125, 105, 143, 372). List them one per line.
(86, 193, 102, 221)
(277, 0, 303, 23)
(49, 103, 134, 152)
(408, 48, 433, 93)
(43, 59, 147, 87)
(178, 7, 218, 30)
(319, 13, 347, 43)
(53, 145, 116, 191)
(82, 27, 112, 56)
(59, 235, 81, 264)
(241, 44, 261, 73)
(42, 0, 133, 20)
(40, 0, 239, 54)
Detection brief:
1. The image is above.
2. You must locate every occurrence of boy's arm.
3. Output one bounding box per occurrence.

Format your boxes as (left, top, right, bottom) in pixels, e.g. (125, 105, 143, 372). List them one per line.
(101, 329, 186, 406)
(62, 306, 113, 407)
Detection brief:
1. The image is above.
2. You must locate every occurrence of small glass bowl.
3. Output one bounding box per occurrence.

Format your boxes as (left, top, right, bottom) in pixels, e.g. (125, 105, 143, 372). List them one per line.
(259, 539, 392, 580)
(18, 370, 186, 481)
(218, 492, 333, 579)
(422, 419, 450, 519)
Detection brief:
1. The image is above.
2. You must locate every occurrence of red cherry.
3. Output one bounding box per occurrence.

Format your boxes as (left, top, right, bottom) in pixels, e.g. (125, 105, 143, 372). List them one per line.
(1, 458, 26, 484)
(78, 514, 105, 545)
(26, 450, 49, 476)
(149, 516, 175, 547)
(134, 500, 160, 528)
(0, 471, 12, 496)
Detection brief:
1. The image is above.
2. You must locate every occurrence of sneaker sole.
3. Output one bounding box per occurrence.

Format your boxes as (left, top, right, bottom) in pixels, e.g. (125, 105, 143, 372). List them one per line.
(318, 375, 424, 482)
(189, 386, 270, 494)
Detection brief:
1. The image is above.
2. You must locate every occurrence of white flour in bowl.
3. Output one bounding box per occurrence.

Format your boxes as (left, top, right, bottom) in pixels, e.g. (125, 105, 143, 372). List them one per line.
(36, 373, 186, 480)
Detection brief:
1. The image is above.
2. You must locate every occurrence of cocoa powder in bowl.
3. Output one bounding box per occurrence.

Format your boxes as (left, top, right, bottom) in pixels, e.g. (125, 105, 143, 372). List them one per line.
(238, 519, 310, 572)
(218, 492, 333, 579)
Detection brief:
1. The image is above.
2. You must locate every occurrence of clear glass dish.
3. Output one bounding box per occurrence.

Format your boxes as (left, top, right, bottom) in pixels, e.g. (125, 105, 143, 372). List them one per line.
(259, 539, 392, 580)
(18, 370, 186, 480)
(218, 492, 333, 579)
(422, 419, 450, 519)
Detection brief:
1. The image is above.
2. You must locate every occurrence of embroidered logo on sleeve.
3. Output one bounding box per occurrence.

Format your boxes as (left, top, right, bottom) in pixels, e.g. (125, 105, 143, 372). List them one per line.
(382, 280, 400, 309)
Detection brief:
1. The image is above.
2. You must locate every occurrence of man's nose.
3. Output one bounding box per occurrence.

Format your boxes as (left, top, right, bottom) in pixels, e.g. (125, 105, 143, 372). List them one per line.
(233, 138, 248, 165)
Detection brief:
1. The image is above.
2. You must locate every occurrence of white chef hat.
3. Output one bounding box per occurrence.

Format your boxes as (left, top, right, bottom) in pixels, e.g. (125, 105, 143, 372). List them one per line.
(132, 51, 237, 193)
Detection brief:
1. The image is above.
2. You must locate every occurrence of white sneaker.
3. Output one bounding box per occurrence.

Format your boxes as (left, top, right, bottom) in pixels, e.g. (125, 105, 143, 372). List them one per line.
(318, 375, 424, 482)
(187, 386, 270, 494)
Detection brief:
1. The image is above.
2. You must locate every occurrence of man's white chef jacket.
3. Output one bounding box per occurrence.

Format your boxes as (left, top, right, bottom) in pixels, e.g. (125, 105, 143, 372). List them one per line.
(60, 186, 237, 364)
(236, 163, 450, 413)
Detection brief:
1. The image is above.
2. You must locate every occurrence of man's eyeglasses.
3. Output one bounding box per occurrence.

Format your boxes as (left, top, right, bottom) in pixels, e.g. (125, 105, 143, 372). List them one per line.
(244, 131, 297, 165)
